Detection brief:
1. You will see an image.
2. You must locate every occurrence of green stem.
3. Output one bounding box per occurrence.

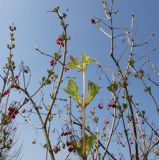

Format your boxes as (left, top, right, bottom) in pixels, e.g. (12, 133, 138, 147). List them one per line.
(82, 70, 86, 160)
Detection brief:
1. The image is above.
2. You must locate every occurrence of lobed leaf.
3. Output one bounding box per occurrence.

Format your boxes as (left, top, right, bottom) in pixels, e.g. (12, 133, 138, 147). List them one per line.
(82, 53, 95, 70)
(85, 81, 100, 106)
(67, 54, 81, 69)
(70, 134, 96, 158)
(64, 79, 82, 105)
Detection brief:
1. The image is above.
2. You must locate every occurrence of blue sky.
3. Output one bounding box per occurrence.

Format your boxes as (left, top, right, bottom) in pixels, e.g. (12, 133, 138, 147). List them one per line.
(0, 0, 159, 160)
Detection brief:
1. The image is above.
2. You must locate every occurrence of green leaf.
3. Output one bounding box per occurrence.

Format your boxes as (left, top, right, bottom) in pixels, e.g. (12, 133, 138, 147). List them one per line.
(128, 57, 134, 66)
(46, 79, 51, 85)
(141, 110, 145, 117)
(85, 134, 96, 156)
(123, 103, 127, 110)
(135, 70, 144, 79)
(82, 53, 95, 70)
(107, 81, 118, 92)
(64, 79, 82, 105)
(52, 6, 59, 13)
(70, 140, 82, 157)
(85, 81, 100, 106)
(67, 54, 81, 69)
(144, 86, 151, 93)
(70, 134, 96, 158)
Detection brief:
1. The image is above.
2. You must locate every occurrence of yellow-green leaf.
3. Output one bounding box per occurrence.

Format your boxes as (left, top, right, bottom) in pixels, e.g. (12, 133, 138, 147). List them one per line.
(85, 81, 100, 106)
(70, 134, 96, 158)
(64, 79, 82, 105)
(67, 54, 81, 69)
(85, 134, 96, 155)
(82, 53, 95, 70)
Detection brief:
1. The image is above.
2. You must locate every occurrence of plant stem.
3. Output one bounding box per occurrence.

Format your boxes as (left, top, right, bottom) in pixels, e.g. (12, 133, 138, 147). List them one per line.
(82, 70, 86, 160)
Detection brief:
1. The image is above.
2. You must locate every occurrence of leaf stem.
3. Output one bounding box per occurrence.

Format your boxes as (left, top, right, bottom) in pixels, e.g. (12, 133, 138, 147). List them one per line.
(82, 70, 86, 160)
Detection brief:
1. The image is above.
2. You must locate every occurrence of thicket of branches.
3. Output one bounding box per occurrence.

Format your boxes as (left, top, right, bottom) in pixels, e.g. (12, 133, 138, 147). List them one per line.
(1, 0, 159, 160)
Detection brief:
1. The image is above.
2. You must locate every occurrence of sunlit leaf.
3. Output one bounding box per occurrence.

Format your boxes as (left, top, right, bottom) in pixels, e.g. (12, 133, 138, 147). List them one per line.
(107, 81, 118, 92)
(82, 53, 95, 70)
(67, 54, 81, 69)
(70, 140, 82, 157)
(85, 81, 100, 106)
(70, 134, 96, 158)
(64, 79, 82, 105)
(85, 134, 96, 156)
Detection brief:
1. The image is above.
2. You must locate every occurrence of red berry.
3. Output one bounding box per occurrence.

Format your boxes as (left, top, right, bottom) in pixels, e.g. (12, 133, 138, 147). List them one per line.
(50, 59, 56, 66)
(56, 36, 64, 47)
(108, 99, 116, 108)
(66, 141, 71, 146)
(7, 107, 18, 119)
(8, 107, 14, 112)
(67, 131, 72, 135)
(32, 140, 36, 144)
(11, 84, 19, 89)
(53, 146, 60, 153)
(68, 146, 74, 152)
(2, 90, 10, 97)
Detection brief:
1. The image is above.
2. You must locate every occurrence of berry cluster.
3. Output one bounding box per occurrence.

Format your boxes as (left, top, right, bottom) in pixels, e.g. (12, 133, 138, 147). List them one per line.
(11, 84, 19, 89)
(107, 99, 116, 109)
(56, 36, 64, 47)
(50, 59, 56, 66)
(7, 106, 18, 119)
(2, 90, 10, 97)
(53, 146, 60, 153)
(66, 141, 75, 152)
(61, 130, 72, 137)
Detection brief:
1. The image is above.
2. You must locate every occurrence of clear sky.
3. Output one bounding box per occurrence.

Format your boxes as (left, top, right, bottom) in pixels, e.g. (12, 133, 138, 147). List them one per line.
(0, 0, 159, 160)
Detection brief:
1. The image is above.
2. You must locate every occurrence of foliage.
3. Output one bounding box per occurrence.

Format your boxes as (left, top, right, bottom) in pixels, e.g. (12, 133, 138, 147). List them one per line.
(1, 1, 159, 160)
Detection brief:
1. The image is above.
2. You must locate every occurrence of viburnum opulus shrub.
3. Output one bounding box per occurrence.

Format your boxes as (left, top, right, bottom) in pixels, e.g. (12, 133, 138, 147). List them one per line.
(1, 1, 159, 160)
(0, 24, 22, 160)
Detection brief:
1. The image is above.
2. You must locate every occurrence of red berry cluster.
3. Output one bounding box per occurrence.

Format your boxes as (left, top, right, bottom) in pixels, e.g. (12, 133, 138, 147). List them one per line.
(53, 146, 60, 153)
(50, 59, 56, 66)
(61, 130, 72, 137)
(108, 99, 116, 109)
(2, 90, 10, 97)
(66, 141, 75, 152)
(7, 106, 18, 119)
(56, 36, 64, 47)
(11, 84, 19, 89)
